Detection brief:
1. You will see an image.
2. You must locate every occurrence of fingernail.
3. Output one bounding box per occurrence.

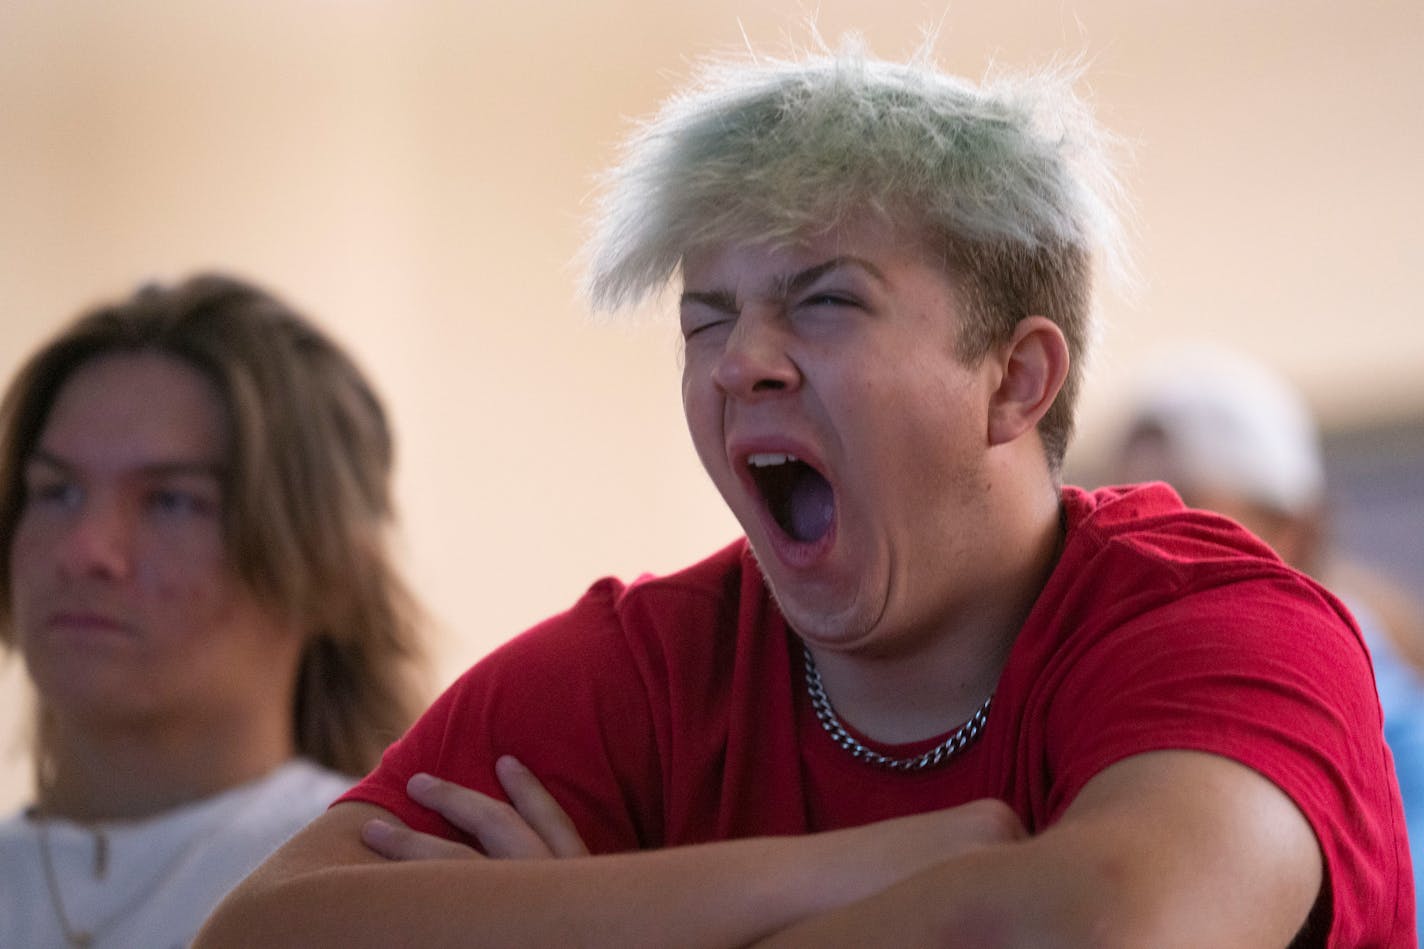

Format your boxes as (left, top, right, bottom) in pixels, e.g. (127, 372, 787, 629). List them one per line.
(362, 818, 394, 844)
(497, 755, 525, 773)
(409, 772, 437, 794)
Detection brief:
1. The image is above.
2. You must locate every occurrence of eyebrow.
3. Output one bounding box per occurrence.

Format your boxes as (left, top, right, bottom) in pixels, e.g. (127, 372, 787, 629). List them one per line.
(679, 288, 738, 313)
(25, 449, 226, 481)
(680, 256, 887, 312)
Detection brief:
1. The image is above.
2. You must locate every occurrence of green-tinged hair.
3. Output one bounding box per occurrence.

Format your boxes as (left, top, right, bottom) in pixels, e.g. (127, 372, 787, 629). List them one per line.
(585, 40, 1132, 470)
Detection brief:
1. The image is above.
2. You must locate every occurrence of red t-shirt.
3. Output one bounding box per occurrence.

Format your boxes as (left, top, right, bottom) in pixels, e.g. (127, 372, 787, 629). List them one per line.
(344, 484, 1413, 946)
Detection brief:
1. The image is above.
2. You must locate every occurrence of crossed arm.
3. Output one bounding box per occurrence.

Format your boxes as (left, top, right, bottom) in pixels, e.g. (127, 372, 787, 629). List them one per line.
(195, 749, 1321, 947)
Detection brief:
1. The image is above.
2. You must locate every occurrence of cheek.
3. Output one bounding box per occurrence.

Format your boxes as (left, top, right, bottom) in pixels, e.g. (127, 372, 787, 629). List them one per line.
(8, 518, 51, 613)
(143, 570, 258, 690)
(682, 375, 725, 466)
(10, 507, 52, 558)
(146, 545, 224, 598)
(133, 534, 233, 624)
(854, 380, 981, 500)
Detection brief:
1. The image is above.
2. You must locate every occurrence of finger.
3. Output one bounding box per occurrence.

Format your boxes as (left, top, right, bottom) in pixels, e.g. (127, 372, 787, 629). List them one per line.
(360, 817, 481, 862)
(406, 772, 552, 859)
(496, 756, 590, 857)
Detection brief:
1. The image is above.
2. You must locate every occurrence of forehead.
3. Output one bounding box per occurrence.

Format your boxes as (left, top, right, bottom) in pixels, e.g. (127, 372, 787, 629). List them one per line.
(37, 351, 229, 471)
(680, 214, 938, 294)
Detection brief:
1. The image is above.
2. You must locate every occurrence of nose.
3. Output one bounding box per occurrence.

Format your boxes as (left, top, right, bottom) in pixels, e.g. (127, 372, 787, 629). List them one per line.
(57, 497, 134, 582)
(710, 307, 802, 400)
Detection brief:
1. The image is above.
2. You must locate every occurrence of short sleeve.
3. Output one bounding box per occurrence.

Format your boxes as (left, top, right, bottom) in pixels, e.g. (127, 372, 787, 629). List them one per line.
(1046, 570, 1410, 944)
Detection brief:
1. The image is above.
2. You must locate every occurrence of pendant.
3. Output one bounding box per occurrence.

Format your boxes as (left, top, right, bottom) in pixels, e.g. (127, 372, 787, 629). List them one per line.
(94, 829, 108, 879)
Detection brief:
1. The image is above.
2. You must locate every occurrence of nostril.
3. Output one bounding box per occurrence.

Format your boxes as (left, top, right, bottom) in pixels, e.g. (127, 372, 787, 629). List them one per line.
(752, 379, 787, 392)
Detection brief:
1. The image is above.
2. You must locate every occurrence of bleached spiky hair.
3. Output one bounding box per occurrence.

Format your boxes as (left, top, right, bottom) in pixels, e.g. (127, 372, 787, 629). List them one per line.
(584, 39, 1131, 470)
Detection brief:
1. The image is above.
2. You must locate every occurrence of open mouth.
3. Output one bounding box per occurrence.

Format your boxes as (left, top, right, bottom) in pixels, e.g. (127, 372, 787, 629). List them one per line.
(747, 452, 835, 544)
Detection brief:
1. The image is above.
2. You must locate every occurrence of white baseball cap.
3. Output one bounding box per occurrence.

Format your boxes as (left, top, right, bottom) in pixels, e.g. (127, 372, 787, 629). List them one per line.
(1117, 344, 1325, 515)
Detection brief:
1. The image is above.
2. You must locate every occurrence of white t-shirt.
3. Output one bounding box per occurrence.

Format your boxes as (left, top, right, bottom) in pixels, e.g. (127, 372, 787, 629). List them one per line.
(0, 758, 352, 949)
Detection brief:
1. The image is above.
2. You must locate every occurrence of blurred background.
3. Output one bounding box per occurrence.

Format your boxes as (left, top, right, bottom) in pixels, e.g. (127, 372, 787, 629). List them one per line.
(2, 0, 1420, 810)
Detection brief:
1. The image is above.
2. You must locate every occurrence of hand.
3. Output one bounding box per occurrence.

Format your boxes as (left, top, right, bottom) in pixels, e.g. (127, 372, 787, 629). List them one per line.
(361, 755, 590, 862)
(877, 796, 1026, 855)
(822, 798, 1026, 900)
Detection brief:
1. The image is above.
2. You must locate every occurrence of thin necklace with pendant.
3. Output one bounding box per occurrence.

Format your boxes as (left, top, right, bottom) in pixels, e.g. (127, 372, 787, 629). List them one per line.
(31, 806, 222, 948)
(802, 643, 992, 771)
(33, 814, 106, 948)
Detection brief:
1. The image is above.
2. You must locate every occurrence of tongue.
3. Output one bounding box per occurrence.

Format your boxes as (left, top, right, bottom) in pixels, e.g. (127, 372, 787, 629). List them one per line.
(786, 467, 834, 542)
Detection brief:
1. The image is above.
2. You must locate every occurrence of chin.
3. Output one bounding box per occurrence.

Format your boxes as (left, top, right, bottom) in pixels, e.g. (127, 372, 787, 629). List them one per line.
(774, 594, 874, 649)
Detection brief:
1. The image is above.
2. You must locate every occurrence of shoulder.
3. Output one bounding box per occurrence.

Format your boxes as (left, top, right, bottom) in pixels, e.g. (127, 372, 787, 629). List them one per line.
(1035, 491, 1407, 942)
(0, 808, 30, 837)
(208, 761, 354, 846)
(0, 813, 40, 940)
(1053, 484, 1354, 635)
(0, 810, 39, 888)
(1042, 485, 1363, 685)
(252, 760, 355, 809)
(1061, 482, 1281, 570)
(343, 541, 768, 849)
(1028, 487, 1381, 824)
(481, 538, 763, 674)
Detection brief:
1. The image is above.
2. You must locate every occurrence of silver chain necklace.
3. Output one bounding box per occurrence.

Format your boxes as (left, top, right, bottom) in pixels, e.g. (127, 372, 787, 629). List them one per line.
(802, 644, 992, 771)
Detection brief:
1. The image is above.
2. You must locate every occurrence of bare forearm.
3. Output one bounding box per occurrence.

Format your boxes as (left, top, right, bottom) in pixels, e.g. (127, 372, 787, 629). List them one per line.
(754, 837, 1105, 949)
(200, 833, 867, 949)
(758, 752, 1323, 949)
(198, 794, 1025, 948)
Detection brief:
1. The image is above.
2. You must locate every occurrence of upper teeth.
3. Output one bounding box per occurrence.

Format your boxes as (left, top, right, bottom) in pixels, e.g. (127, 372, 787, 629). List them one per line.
(748, 452, 798, 467)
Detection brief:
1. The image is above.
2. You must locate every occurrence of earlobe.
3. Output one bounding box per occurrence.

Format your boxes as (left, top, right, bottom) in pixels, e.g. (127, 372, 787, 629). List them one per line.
(986, 317, 1070, 447)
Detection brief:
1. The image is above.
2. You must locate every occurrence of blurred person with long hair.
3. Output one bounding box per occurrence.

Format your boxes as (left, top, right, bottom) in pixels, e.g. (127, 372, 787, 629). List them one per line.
(0, 274, 424, 948)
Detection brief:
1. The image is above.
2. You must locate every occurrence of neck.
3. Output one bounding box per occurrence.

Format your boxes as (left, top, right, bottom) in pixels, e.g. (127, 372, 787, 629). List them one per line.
(809, 477, 1065, 744)
(34, 708, 296, 823)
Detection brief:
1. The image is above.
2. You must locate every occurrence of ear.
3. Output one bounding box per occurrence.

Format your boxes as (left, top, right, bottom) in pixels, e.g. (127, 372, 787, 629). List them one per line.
(986, 316, 1070, 448)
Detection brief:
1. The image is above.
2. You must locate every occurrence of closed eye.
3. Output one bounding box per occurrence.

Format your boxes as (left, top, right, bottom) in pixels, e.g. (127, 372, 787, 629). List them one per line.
(680, 292, 739, 341)
(682, 316, 734, 340)
(800, 293, 860, 308)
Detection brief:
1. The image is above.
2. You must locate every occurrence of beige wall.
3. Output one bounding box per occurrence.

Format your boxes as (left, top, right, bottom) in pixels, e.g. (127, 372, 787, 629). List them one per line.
(2, 0, 1420, 810)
